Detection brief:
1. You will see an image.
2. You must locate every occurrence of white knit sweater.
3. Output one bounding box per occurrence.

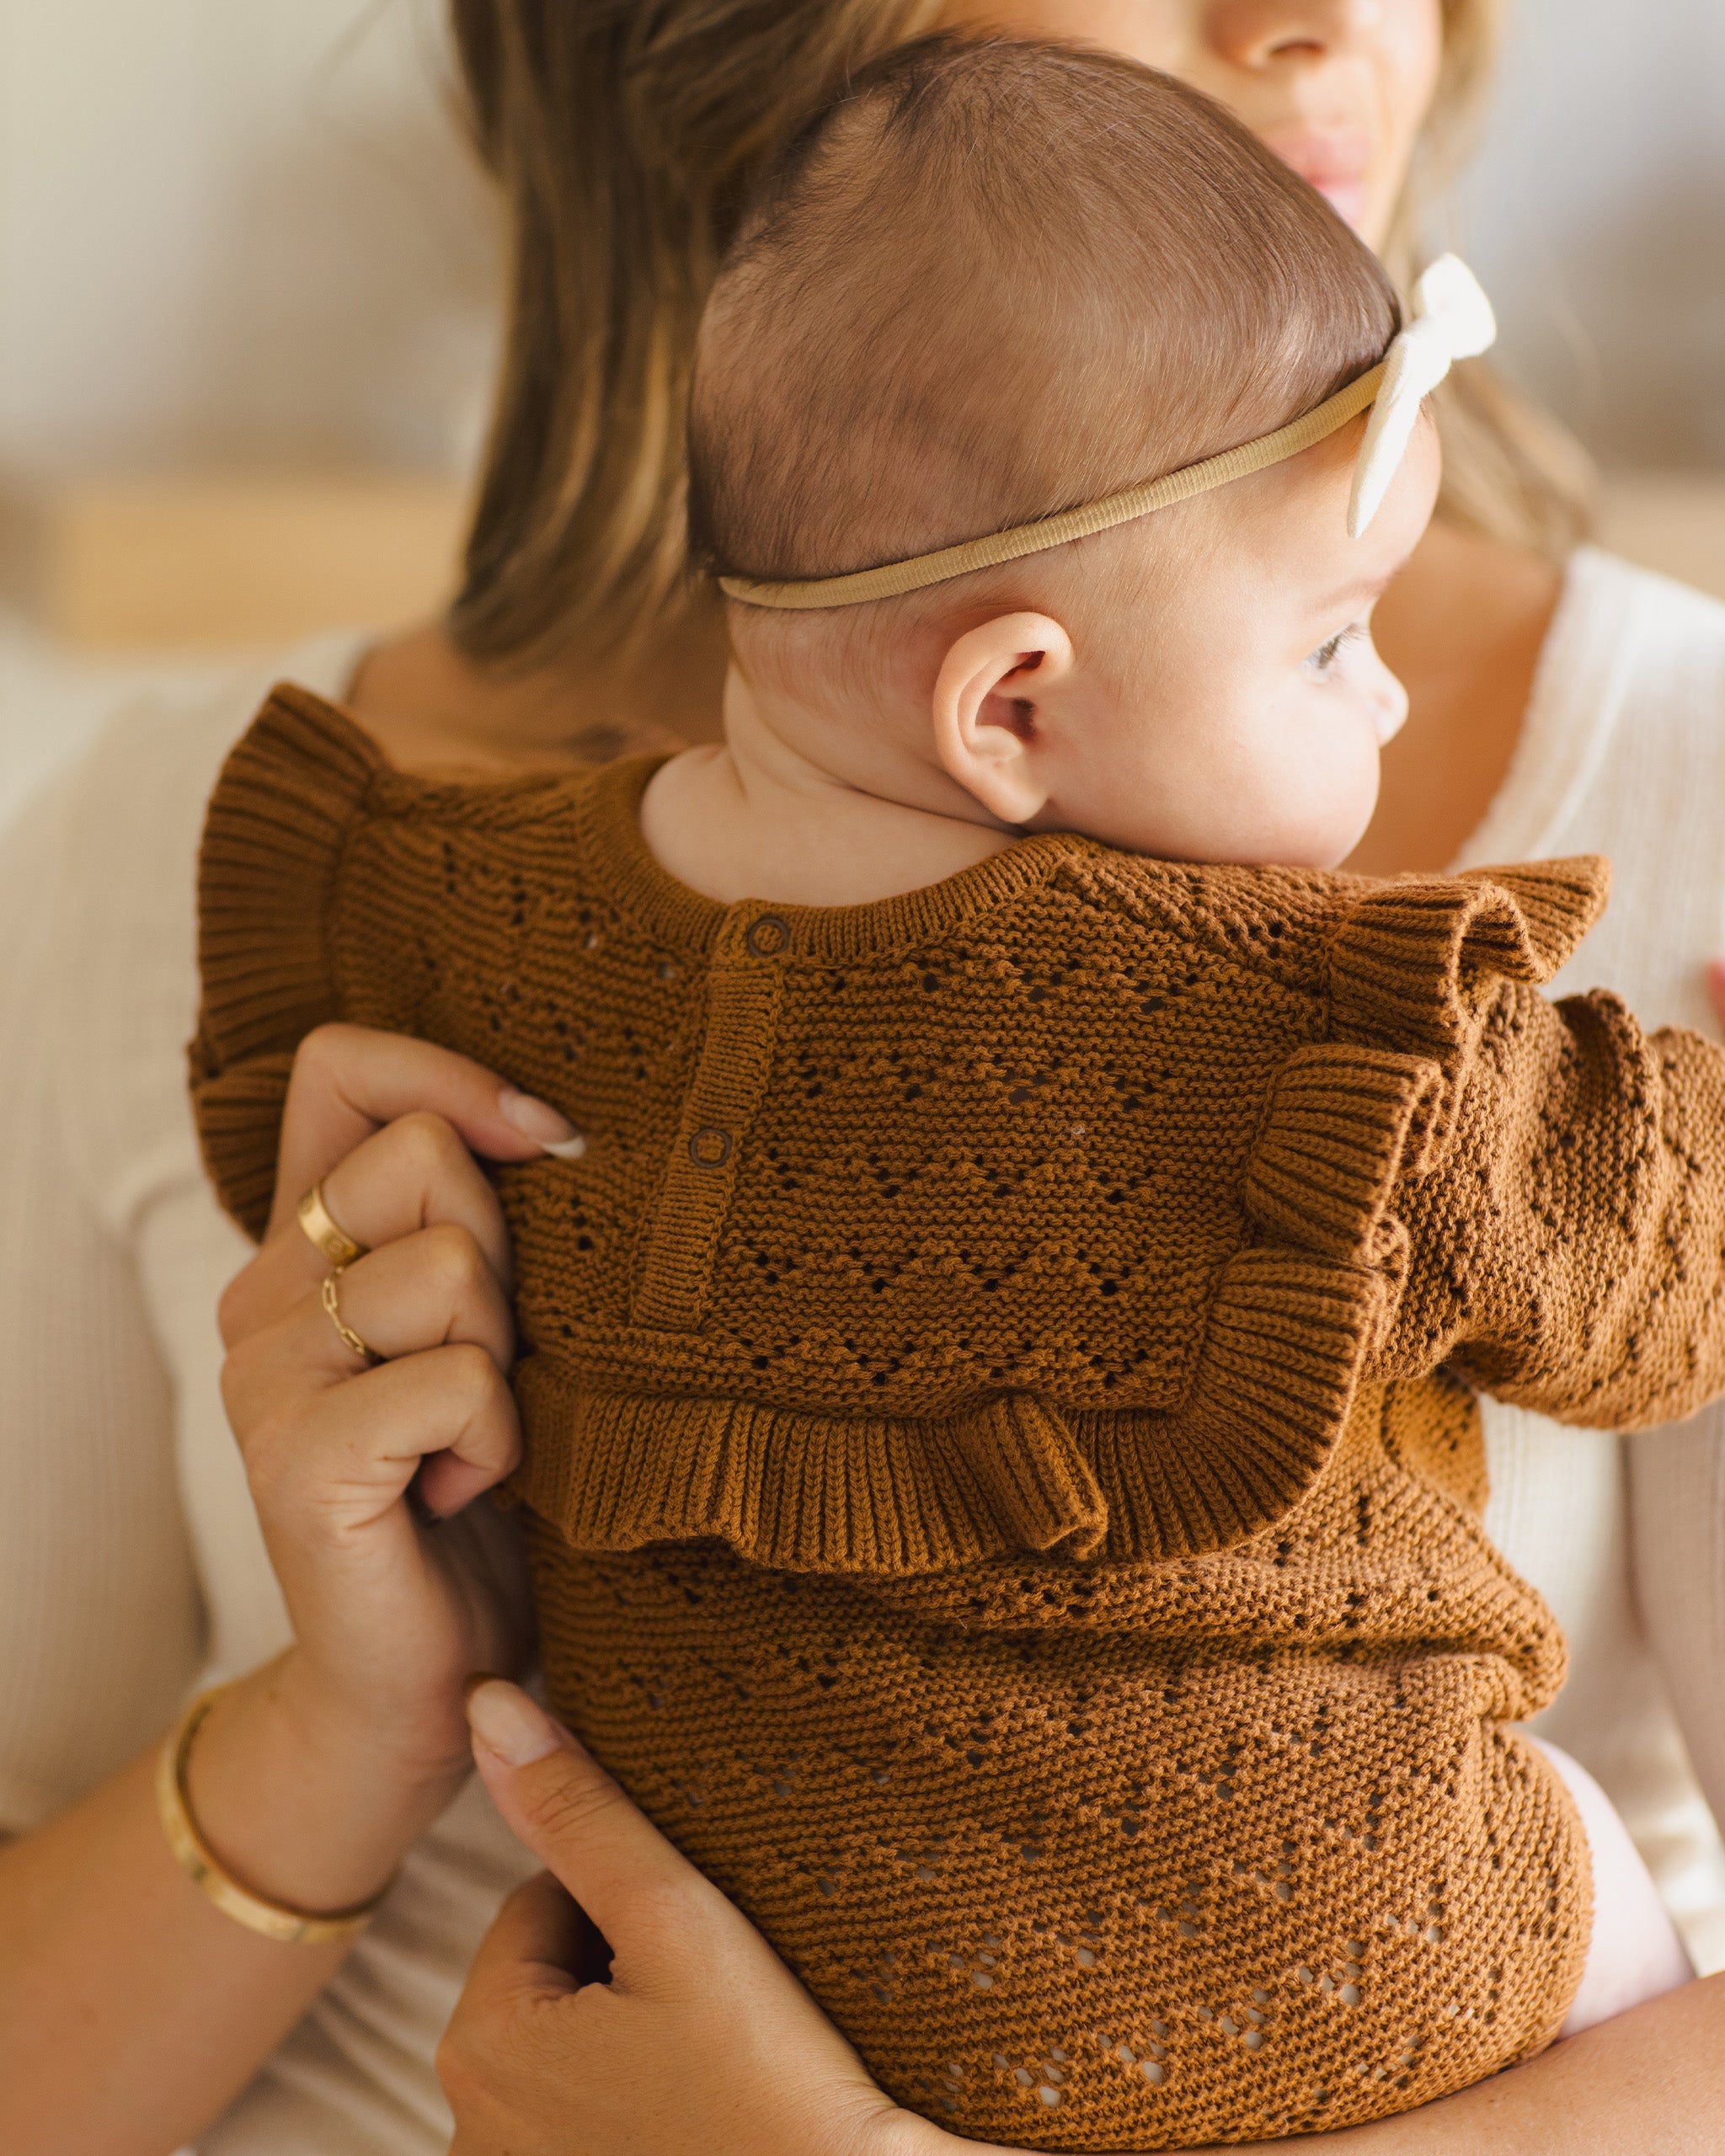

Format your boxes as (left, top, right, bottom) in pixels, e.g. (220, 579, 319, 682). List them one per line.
(2, 548, 1723, 2150)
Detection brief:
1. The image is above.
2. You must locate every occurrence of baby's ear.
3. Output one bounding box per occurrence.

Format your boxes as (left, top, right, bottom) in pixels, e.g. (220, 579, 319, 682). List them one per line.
(931, 611, 1073, 827)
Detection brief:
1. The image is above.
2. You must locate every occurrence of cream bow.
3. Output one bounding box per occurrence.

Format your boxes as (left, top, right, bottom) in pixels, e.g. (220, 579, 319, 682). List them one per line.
(1348, 254, 1497, 538)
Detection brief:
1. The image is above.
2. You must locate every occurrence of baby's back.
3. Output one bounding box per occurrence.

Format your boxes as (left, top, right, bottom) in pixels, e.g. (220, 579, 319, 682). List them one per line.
(194, 688, 1725, 2146)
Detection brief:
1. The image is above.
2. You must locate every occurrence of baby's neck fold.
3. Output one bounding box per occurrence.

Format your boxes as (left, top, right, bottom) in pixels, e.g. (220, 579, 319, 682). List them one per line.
(636, 665, 1015, 909)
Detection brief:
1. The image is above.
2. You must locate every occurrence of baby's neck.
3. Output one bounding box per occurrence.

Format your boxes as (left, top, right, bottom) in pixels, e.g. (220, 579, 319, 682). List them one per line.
(638, 665, 1013, 907)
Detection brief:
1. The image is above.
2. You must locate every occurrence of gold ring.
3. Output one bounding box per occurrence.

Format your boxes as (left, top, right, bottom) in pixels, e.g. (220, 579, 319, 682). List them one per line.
(297, 1181, 367, 1269)
(321, 1267, 377, 1365)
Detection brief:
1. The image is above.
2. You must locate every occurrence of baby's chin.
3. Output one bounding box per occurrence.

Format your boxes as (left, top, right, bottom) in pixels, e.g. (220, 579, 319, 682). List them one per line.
(1243, 819, 1375, 875)
(1042, 771, 1375, 871)
(1064, 792, 1366, 870)
(1073, 825, 1365, 873)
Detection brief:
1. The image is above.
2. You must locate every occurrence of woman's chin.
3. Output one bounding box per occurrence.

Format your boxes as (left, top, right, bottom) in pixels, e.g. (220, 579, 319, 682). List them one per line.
(1316, 179, 1371, 230)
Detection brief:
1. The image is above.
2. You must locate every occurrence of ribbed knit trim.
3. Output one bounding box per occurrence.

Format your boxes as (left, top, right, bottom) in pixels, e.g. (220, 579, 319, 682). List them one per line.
(511, 1163, 1413, 1574)
(1243, 1045, 1442, 1262)
(1327, 859, 1610, 1147)
(190, 690, 384, 1232)
(508, 1244, 1387, 1570)
(510, 1371, 1112, 1568)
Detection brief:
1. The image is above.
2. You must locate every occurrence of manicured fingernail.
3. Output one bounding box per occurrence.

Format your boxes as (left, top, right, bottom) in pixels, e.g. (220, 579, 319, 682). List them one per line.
(499, 1088, 587, 1161)
(467, 1679, 563, 1767)
(462, 1670, 505, 1703)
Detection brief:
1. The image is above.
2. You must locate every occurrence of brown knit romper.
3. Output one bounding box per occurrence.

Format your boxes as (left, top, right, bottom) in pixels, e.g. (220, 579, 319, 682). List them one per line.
(193, 688, 1725, 2150)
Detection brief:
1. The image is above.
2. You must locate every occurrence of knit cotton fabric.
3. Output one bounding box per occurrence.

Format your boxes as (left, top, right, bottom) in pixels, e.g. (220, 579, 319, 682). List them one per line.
(192, 686, 1725, 2148)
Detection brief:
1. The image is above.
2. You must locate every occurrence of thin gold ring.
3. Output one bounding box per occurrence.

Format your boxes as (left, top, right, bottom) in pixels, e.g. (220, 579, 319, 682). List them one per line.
(297, 1181, 367, 1269)
(321, 1266, 377, 1365)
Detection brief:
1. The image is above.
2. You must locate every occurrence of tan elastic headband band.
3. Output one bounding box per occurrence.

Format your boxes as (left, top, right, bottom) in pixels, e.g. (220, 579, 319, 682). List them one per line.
(718, 359, 1386, 612)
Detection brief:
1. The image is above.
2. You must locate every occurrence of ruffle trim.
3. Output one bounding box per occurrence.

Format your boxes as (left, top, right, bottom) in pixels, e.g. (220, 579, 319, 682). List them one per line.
(189, 688, 1611, 1572)
(516, 870, 1607, 1573)
(1327, 858, 1609, 1145)
(190, 684, 387, 1239)
(515, 1052, 1439, 1571)
(511, 1241, 1397, 1568)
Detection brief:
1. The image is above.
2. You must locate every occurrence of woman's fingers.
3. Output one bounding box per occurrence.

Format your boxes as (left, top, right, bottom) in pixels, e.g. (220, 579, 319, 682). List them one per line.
(231, 1339, 521, 1529)
(269, 1022, 582, 1240)
(223, 1221, 519, 1515)
(465, 1684, 702, 1966)
(321, 1110, 520, 1282)
(307, 1225, 515, 1371)
(460, 1870, 590, 2008)
(225, 1107, 523, 1348)
(1708, 959, 1725, 1034)
(436, 1873, 586, 2156)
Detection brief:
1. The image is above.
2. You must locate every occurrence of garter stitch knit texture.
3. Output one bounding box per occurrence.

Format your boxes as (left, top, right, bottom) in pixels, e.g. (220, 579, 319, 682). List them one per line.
(192, 686, 1725, 2148)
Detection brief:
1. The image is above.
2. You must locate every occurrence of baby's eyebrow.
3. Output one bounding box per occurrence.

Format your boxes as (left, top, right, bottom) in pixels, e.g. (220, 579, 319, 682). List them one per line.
(1311, 570, 1394, 616)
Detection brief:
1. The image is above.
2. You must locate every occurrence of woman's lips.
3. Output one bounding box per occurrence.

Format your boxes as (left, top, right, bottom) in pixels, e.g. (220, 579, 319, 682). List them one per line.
(1263, 132, 1374, 230)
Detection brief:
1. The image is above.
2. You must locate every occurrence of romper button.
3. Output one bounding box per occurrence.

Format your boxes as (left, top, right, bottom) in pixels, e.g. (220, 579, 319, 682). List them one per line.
(745, 914, 790, 958)
(689, 1126, 733, 1169)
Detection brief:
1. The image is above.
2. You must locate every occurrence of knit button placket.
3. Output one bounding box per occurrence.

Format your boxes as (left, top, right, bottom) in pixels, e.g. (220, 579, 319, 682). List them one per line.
(629, 902, 788, 1331)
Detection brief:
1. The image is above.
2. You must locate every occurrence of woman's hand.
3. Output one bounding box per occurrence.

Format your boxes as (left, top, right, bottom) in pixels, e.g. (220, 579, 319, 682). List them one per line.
(441, 1681, 936, 2156)
(0, 1023, 594, 2156)
(1707, 961, 1725, 1034)
(214, 1023, 580, 1801)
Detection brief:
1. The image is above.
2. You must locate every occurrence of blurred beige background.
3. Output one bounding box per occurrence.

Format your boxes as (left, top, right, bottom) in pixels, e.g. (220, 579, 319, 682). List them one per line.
(0, 0, 1720, 814)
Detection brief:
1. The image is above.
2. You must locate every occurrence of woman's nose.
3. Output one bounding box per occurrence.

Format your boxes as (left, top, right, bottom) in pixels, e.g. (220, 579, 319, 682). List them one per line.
(1204, 0, 1385, 68)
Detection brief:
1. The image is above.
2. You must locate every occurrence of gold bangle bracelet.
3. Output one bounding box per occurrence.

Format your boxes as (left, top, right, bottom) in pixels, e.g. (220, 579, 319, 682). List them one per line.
(156, 1685, 396, 1946)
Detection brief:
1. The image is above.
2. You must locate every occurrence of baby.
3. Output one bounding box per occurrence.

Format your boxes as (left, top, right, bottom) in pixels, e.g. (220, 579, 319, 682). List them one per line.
(195, 36, 1717, 2152)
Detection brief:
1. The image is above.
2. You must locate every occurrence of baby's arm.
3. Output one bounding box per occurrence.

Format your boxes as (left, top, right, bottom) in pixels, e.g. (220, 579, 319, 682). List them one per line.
(1383, 979, 1725, 1430)
(1530, 1738, 1692, 2035)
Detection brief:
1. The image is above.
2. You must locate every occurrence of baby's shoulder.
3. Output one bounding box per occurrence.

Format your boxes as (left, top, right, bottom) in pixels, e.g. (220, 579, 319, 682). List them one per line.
(206, 680, 660, 948)
(1025, 841, 1613, 1076)
(1052, 845, 1349, 990)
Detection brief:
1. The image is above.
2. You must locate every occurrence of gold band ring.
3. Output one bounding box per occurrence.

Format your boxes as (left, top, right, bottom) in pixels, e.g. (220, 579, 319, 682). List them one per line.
(321, 1267, 377, 1365)
(297, 1180, 367, 1269)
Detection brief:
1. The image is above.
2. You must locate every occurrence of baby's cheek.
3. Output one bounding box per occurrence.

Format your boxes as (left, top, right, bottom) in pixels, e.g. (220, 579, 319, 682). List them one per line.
(1321, 730, 1387, 865)
(1262, 722, 1381, 870)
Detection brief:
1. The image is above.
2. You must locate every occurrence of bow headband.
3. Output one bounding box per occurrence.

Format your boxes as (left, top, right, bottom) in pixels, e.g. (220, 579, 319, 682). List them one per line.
(719, 254, 1497, 611)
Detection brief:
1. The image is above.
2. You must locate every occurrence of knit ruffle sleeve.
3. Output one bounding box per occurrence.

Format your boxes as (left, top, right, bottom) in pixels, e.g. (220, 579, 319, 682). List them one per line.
(190, 685, 387, 1238)
(1327, 860, 1725, 1429)
(1326, 858, 1611, 1123)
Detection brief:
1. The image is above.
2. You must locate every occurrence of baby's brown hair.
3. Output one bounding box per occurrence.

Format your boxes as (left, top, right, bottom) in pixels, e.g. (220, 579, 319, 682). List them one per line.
(689, 35, 1401, 593)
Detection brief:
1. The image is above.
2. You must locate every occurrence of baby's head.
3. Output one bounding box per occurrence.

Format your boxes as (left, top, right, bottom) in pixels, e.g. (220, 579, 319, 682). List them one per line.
(688, 36, 1437, 872)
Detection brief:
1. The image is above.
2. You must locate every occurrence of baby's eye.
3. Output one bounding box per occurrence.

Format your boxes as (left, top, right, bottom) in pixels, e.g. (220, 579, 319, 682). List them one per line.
(1308, 624, 1362, 675)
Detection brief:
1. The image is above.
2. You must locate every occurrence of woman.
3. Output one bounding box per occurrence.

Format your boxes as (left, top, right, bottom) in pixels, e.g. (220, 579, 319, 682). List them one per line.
(2, 3, 1722, 2150)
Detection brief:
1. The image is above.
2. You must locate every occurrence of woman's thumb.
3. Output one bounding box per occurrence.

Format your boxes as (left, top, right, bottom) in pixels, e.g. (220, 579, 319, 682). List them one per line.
(466, 1678, 696, 1941)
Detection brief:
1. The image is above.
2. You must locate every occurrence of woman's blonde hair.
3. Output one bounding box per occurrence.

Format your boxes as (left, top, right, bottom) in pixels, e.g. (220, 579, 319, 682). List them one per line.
(446, 0, 1591, 674)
